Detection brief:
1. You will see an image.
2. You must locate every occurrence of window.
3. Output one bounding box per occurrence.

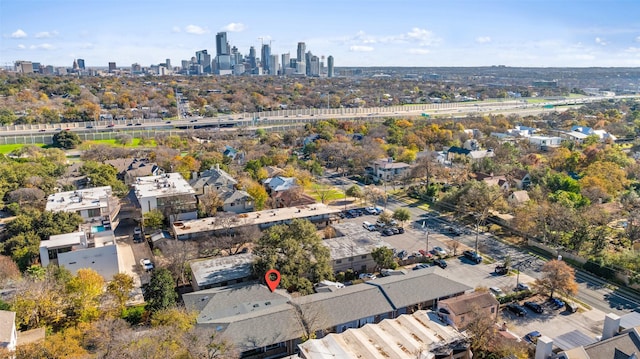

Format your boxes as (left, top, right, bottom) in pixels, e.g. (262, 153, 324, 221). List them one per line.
(491, 307, 495, 313)
(336, 259, 342, 264)
(348, 257, 353, 262)
(361, 255, 367, 259)
(87, 208, 101, 217)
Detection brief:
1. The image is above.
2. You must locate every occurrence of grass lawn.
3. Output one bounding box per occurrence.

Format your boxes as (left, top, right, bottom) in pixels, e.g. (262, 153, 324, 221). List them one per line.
(80, 138, 157, 149)
(0, 143, 46, 154)
(305, 183, 345, 204)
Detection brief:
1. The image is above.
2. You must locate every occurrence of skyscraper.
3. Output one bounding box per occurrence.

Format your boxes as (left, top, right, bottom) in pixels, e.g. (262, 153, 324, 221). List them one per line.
(261, 44, 271, 74)
(281, 53, 290, 75)
(195, 50, 211, 73)
(269, 54, 279, 77)
(297, 42, 306, 62)
(77, 59, 85, 70)
(216, 32, 229, 56)
(165, 58, 171, 71)
(248, 46, 257, 72)
(327, 56, 334, 77)
(108, 62, 116, 72)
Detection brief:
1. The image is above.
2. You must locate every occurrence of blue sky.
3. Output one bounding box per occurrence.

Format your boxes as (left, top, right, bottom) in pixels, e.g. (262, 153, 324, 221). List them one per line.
(1, 0, 639, 68)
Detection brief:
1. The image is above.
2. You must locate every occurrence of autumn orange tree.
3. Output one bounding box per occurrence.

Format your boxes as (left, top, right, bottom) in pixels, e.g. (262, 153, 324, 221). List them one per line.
(534, 260, 578, 299)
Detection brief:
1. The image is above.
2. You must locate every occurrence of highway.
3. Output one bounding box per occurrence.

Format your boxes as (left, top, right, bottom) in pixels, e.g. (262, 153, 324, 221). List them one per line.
(1, 95, 636, 138)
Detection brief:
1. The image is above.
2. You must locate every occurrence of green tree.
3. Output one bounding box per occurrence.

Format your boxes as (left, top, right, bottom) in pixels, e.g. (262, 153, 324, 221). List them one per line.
(392, 208, 411, 227)
(246, 181, 268, 210)
(52, 130, 82, 149)
(80, 161, 128, 195)
(253, 219, 333, 295)
(66, 268, 105, 322)
(345, 185, 363, 203)
(143, 209, 165, 230)
(143, 267, 177, 313)
(371, 247, 398, 269)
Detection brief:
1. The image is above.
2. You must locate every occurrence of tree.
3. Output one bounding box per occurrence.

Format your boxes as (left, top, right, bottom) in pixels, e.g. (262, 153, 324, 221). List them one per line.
(534, 260, 578, 299)
(66, 268, 105, 323)
(143, 267, 177, 313)
(198, 190, 224, 217)
(371, 247, 398, 269)
(245, 180, 268, 210)
(52, 130, 82, 149)
(363, 185, 386, 206)
(144, 209, 165, 230)
(106, 273, 135, 313)
(80, 161, 128, 195)
(253, 219, 333, 295)
(0, 255, 21, 285)
(345, 185, 363, 203)
(392, 208, 411, 227)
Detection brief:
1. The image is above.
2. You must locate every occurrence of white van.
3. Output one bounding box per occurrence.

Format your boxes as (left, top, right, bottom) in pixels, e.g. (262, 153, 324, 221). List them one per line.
(363, 221, 377, 231)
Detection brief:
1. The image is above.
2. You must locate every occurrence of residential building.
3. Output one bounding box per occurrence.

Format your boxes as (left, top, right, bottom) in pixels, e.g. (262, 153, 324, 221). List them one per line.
(437, 291, 499, 330)
(190, 164, 237, 195)
(445, 146, 495, 163)
(298, 310, 471, 359)
(172, 203, 339, 240)
(183, 269, 471, 358)
(105, 158, 160, 185)
(369, 158, 411, 182)
(190, 253, 255, 291)
(264, 176, 297, 193)
(510, 169, 531, 189)
(45, 186, 120, 231)
(133, 173, 197, 222)
(475, 173, 509, 191)
(508, 190, 530, 206)
(528, 135, 563, 150)
(264, 176, 314, 208)
(39, 231, 119, 279)
(0, 310, 17, 352)
(325, 222, 393, 272)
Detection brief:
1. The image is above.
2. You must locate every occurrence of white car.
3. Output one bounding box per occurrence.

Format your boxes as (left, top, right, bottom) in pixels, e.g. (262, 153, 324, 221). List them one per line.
(365, 206, 377, 215)
(140, 258, 154, 271)
(432, 246, 448, 256)
(359, 273, 377, 280)
(490, 286, 504, 297)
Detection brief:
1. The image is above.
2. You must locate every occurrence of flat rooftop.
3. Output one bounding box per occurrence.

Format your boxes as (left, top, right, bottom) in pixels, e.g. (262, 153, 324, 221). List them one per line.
(133, 173, 195, 199)
(41, 230, 116, 249)
(190, 253, 255, 288)
(322, 227, 392, 260)
(45, 186, 112, 213)
(172, 203, 340, 236)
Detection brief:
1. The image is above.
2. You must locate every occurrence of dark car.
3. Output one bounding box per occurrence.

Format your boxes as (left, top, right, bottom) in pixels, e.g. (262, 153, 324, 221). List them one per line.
(463, 250, 483, 264)
(396, 227, 405, 234)
(524, 331, 542, 344)
(133, 233, 144, 243)
(495, 264, 508, 275)
(549, 297, 565, 309)
(433, 259, 448, 269)
(524, 301, 544, 314)
(382, 228, 395, 236)
(506, 303, 527, 317)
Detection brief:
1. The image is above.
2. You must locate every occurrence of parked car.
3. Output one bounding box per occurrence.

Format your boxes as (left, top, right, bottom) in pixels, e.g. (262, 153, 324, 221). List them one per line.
(549, 297, 565, 309)
(413, 263, 430, 270)
(463, 250, 483, 264)
(495, 264, 508, 275)
(433, 258, 448, 269)
(506, 303, 528, 317)
(516, 282, 531, 291)
(134, 227, 142, 235)
(358, 273, 376, 280)
(362, 221, 377, 231)
(133, 233, 144, 243)
(565, 301, 578, 313)
(140, 258, 154, 271)
(418, 249, 433, 258)
(432, 246, 447, 256)
(365, 206, 377, 215)
(524, 301, 544, 314)
(490, 287, 504, 297)
(382, 228, 395, 236)
(524, 331, 542, 344)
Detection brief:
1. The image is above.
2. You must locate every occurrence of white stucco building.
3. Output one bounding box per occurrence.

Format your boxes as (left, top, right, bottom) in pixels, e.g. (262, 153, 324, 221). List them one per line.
(46, 186, 120, 231)
(133, 173, 197, 221)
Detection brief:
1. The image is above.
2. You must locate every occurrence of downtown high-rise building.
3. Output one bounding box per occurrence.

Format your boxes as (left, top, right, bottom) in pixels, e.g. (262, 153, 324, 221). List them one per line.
(195, 50, 211, 73)
(216, 32, 230, 56)
(77, 59, 85, 70)
(261, 43, 271, 74)
(281, 53, 290, 75)
(248, 46, 257, 73)
(108, 62, 116, 72)
(327, 55, 334, 77)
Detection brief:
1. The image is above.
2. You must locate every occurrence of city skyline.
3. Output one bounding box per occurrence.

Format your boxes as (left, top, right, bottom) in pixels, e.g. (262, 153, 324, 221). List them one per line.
(1, 0, 640, 68)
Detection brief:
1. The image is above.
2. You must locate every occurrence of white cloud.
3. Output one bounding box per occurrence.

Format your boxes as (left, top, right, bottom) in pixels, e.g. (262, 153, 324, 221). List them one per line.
(17, 44, 25, 49)
(636, 36, 640, 42)
(349, 45, 374, 52)
(223, 23, 245, 32)
(172, 26, 181, 33)
(404, 27, 439, 46)
(35, 31, 57, 38)
(185, 25, 209, 35)
(595, 37, 607, 46)
(476, 36, 491, 44)
(11, 29, 27, 38)
(29, 43, 55, 50)
(407, 48, 430, 55)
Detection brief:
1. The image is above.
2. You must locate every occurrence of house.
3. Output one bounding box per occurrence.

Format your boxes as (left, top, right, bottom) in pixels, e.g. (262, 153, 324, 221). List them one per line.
(263, 166, 284, 178)
(0, 310, 17, 352)
(183, 270, 471, 358)
(510, 169, 531, 190)
(369, 158, 411, 182)
(264, 176, 314, 208)
(437, 291, 499, 330)
(223, 145, 244, 163)
(39, 231, 120, 280)
(528, 135, 563, 150)
(45, 186, 120, 232)
(298, 310, 471, 359)
(264, 176, 297, 193)
(133, 173, 197, 222)
(105, 158, 160, 185)
(561, 131, 589, 145)
(508, 190, 530, 206)
(475, 173, 509, 191)
(190, 165, 254, 214)
(190, 253, 255, 291)
(446, 147, 494, 163)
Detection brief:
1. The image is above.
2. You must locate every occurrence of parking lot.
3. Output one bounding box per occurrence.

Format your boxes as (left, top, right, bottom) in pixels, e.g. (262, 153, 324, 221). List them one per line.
(337, 208, 608, 344)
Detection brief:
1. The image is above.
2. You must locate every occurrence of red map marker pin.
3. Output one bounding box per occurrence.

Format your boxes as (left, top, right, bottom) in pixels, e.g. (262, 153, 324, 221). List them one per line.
(265, 269, 281, 292)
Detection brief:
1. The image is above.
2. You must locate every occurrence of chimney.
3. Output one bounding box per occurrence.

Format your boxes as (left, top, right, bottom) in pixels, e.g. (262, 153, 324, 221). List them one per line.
(388, 157, 393, 163)
(191, 171, 198, 180)
(602, 313, 621, 340)
(535, 336, 554, 359)
(216, 163, 220, 170)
